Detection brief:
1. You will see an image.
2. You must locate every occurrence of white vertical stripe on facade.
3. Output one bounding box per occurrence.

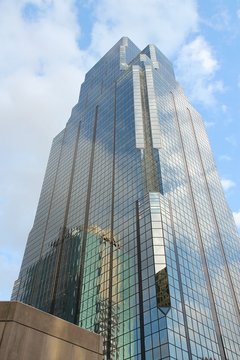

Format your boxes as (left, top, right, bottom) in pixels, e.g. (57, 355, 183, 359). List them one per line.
(120, 38, 129, 70)
(145, 65, 161, 149)
(120, 45, 128, 70)
(132, 65, 145, 149)
(148, 45, 159, 69)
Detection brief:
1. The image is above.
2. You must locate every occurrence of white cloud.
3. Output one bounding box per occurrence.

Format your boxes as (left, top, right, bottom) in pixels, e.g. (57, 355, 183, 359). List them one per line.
(205, 121, 216, 128)
(178, 36, 218, 74)
(88, 0, 198, 57)
(225, 135, 238, 147)
(233, 211, 240, 228)
(221, 179, 236, 191)
(176, 36, 224, 106)
(205, 8, 231, 32)
(219, 155, 231, 161)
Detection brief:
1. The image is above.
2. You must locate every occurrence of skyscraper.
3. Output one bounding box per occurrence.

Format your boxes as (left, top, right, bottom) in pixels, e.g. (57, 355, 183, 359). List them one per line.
(12, 37, 240, 360)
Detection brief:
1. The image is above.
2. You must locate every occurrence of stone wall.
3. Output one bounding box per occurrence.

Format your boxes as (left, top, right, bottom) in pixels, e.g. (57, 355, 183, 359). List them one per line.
(0, 301, 103, 360)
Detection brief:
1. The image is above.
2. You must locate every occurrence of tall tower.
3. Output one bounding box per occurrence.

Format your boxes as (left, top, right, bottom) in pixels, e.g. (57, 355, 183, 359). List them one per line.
(12, 37, 240, 360)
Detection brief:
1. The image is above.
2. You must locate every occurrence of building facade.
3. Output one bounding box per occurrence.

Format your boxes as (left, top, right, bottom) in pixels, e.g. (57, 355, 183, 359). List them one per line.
(12, 37, 240, 360)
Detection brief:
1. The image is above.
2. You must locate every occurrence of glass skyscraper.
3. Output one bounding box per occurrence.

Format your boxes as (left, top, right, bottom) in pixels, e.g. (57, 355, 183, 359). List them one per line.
(12, 37, 240, 360)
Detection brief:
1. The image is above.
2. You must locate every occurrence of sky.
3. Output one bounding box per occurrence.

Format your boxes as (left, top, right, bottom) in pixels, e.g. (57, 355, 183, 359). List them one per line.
(0, 0, 239, 300)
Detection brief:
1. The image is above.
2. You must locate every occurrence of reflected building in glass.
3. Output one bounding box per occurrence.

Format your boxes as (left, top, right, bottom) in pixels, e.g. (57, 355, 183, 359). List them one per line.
(12, 37, 240, 360)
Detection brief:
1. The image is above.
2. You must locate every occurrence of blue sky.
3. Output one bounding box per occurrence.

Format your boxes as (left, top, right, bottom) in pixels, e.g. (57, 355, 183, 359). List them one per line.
(0, 0, 239, 300)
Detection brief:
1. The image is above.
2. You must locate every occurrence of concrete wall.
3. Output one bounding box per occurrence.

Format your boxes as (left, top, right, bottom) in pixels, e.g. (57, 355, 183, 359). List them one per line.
(0, 301, 103, 360)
